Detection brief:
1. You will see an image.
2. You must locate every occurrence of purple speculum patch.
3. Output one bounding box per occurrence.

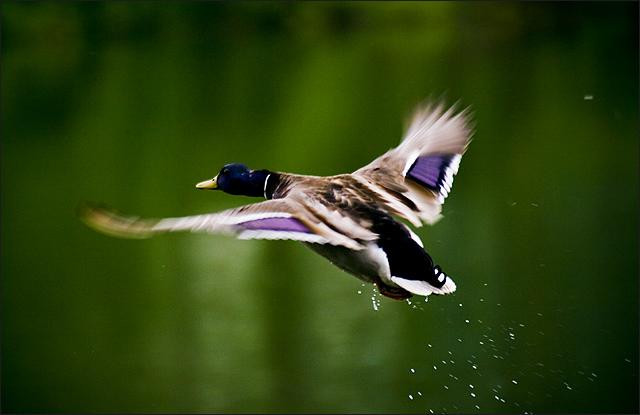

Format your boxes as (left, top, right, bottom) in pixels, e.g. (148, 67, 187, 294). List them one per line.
(237, 217, 311, 233)
(407, 154, 454, 190)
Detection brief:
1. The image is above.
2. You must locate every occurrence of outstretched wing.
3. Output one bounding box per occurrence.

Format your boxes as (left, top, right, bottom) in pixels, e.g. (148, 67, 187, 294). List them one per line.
(353, 102, 473, 226)
(79, 198, 375, 250)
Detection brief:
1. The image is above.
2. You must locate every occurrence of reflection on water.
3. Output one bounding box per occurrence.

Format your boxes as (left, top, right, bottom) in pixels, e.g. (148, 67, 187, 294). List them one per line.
(2, 2, 638, 413)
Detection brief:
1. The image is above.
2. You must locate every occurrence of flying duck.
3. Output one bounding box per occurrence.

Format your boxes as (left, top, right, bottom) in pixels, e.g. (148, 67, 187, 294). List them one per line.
(81, 102, 473, 300)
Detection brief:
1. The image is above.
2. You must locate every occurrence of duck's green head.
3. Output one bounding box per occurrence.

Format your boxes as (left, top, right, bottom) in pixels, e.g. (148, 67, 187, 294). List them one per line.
(196, 163, 270, 198)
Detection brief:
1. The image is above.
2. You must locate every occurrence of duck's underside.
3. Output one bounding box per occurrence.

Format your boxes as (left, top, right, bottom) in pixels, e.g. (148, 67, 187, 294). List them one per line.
(305, 242, 413, 299)
(304, 211, 455, 300)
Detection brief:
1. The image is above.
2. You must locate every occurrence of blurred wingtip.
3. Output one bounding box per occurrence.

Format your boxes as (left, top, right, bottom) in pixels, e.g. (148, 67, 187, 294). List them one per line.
(406, 95, 475, 130)
(76, 201, 104, 221)
(77, 202, 153, 239)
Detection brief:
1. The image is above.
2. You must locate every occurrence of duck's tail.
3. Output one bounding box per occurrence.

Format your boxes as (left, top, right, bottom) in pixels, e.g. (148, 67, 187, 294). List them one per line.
(391, 265, 457, 296)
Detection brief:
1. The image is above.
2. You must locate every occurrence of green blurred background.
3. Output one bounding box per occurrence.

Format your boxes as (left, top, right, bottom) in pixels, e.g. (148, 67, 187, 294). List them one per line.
(1, 2, 638, 413)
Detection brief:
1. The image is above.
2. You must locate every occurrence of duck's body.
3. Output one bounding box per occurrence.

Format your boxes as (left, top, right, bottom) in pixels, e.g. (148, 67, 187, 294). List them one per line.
(82, 102, 472, 300)
(266, 173, 456, 299)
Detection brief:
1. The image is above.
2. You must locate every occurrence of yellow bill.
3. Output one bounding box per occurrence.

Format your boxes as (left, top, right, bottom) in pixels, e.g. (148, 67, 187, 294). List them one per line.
(196, 176, 218, 190)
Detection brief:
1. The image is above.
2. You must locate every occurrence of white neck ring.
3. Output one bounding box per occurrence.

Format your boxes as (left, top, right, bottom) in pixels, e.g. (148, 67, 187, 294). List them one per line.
(263, 174, 271, 199)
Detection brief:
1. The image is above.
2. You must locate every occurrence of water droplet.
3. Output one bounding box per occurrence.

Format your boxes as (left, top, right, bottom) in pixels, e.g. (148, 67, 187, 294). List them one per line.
(427, 343, 432, 348)
(457, 338, 463, 343)
(472, 365, 477, 370)
(475, 405, 480, 410)
(624, 358, 631, 363)
(465, 319, 470, 324)
(444, 385, 449, 390)
(530, 202, 539, 207)
(470, 392, 476, 398)
(459, 303, 463, 307)
(512, 379, 518, 385)
(357, 290, 362, 294)
(410, 368, 415, 374)
(584, 94, 594, 100)
(433, 365, 437, 371)
(417, 391, 422, 396)
(408, 394, 414, 400)
(591, 372, 597, 378)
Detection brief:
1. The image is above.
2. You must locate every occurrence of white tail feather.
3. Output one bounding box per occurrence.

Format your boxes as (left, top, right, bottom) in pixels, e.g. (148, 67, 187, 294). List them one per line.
(391, 274, 457, 297)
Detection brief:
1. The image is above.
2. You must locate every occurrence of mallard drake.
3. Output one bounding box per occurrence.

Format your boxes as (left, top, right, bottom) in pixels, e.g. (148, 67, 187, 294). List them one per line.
(81, 102, 472, 300)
